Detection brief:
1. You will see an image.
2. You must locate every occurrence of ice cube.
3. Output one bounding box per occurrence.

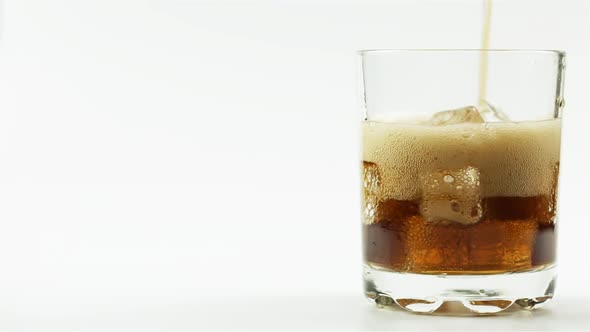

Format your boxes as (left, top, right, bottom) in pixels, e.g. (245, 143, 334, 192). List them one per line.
(419, 166, 482, 225)
(428, 106, 484, 126)
(362, 161, 381, 225)
(478, 100, 510, 122)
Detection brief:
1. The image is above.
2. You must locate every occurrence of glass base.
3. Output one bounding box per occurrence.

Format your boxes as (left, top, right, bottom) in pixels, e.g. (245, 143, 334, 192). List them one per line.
(363, 264, 556, 315)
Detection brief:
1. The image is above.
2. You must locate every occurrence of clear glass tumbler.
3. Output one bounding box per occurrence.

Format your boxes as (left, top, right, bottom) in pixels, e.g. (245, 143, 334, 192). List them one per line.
(360, 49, 565, 315)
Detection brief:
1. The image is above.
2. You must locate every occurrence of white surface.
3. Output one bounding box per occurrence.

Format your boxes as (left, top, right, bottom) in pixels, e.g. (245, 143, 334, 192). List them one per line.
(0, 0, 587, 330)
(0, 295, 588, 330)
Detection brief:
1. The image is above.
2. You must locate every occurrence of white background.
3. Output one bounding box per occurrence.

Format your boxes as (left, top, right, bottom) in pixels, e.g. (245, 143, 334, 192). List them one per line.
(0, 0, 588, 330)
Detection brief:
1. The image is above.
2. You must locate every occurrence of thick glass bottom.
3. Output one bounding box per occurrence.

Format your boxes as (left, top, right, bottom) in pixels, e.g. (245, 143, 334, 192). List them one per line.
(363, 264, 556, 315)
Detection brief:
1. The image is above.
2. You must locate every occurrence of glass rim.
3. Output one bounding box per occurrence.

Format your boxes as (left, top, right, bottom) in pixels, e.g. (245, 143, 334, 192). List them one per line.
(358, 49, 566, 57)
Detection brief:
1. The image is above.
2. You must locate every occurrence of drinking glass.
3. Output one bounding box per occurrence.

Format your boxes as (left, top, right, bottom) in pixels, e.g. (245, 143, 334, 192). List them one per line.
(360, 49, 565, 314)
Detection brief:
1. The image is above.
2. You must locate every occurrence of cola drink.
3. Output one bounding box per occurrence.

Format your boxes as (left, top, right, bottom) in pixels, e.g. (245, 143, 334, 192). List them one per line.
(361, 109, 560, 274)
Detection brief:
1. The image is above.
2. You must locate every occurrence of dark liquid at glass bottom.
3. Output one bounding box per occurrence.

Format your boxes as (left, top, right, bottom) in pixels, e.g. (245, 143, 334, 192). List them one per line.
(363, 196, 556, 274)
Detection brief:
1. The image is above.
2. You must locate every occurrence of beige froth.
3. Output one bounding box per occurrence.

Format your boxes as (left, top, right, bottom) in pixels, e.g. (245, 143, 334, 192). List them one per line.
(362, 119, 561, 200)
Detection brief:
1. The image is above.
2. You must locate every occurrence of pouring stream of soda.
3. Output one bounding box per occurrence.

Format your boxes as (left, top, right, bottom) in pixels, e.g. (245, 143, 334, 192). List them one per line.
(478, 0, 492, 107)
